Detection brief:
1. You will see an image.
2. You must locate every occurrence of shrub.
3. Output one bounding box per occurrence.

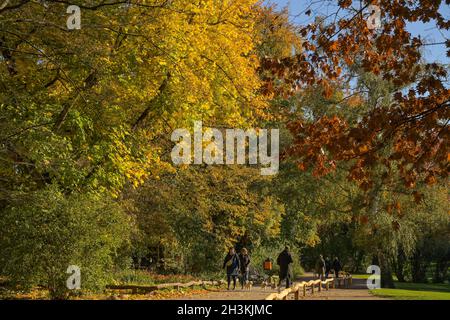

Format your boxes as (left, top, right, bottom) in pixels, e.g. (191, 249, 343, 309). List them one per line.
(250, 244, 304, 280)
(0, 186, 132, 299)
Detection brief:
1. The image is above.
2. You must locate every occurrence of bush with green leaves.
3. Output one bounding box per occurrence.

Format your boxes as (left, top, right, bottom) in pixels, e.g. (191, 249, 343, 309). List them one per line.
(0, 186, 132, 299)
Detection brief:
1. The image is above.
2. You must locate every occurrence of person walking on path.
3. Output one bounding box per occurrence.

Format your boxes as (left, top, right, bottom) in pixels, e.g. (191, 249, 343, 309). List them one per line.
(238, 248, 251, 289)
(223, 247, 241, 290)
(325, 256, 332, 278)
(315, 255, 326, 280)
(276, 245, 294, 289)
(332, 256, 342, 278)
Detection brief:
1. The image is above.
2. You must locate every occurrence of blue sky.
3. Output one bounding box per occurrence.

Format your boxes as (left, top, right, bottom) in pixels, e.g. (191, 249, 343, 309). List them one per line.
(269, 0, 449, 64)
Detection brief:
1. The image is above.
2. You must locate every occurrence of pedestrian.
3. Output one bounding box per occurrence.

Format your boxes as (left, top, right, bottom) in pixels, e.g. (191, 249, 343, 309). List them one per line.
(325, 256, 331, 278)
(315, 254, 326, 280)
(276, 245, 294, 289)
(332, 256, 342, 278)
(238, 248, 251, 289)
(223, 247, 241, 290)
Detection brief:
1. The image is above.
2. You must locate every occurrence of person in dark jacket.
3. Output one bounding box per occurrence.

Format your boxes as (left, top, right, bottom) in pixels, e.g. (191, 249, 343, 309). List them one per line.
(223, 247, 241, 290)
(315, 255, 326, 280)
(332, 256, 342, 278)
(238, 247, 251, 289)
(325, 257, 332, 278)
(276, 246, 294, 289)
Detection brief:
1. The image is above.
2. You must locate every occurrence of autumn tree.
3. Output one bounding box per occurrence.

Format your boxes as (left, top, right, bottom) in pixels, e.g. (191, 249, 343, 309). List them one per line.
(261, 0, 449, 190)
(0, 0, 267, 196)
(0, 0, 270, 294)
(277, 58, 448, 287)
(127, 165, 283, 273)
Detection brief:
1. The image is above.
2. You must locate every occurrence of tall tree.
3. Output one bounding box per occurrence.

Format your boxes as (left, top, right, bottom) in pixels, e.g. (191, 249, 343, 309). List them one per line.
(263, 0, 449, 189)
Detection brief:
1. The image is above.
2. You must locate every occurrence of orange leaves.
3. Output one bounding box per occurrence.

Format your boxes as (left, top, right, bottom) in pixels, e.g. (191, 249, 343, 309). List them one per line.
(425, 175, 437, 186)
(338, 0, 353, 8)
(386, 201, 405, 220)
(261, 0, 449, 192)
(412, 191, 423, 204)
(322, 80, 333, 98)
(286, 115, 351, 178)
(328, 41, 339, 52)
(394, 201, 401, 212)
(346, 95, 361, 107)
(394, 18, 406, 30)
(358, 145, 369, 154)
(359, 215, 369, 224)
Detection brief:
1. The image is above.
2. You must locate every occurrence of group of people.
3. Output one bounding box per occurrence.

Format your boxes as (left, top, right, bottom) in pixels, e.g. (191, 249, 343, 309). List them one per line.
(223, 246, 294, 290)
(315, 254, 342, 280)
(223, 247, 343, 290)
(222, 247, 251, 290)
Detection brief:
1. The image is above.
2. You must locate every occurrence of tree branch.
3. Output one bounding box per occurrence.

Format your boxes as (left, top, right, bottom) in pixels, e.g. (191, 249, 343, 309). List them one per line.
(132, 72, 171, 131)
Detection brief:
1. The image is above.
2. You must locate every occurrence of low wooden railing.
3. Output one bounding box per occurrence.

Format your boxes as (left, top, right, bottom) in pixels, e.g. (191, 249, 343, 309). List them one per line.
(337, 271, 352, 287)
(107, 280, 225, 294)
(265, 273, 352, 300)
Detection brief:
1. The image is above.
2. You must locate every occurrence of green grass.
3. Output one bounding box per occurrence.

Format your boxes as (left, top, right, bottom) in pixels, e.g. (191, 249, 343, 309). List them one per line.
(351, 274, 370, 280)
(370, 282, 450, 300)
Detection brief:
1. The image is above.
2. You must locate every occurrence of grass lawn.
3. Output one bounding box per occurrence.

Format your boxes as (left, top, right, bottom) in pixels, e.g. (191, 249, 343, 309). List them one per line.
(370, 282, 450, 300)
(351, 274, 371, 280)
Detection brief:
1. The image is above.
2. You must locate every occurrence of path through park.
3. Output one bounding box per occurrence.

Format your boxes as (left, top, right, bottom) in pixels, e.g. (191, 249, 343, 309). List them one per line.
(175, 273, 384, 300)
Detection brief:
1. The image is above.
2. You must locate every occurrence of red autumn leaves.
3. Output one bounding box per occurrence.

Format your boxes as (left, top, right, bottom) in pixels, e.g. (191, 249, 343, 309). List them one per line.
(264, 0, 449, 190)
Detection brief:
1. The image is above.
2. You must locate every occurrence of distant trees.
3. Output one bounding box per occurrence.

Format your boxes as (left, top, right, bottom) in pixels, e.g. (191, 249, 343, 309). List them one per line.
(127, 165, 283, 274)
(279, 64, 449, 287)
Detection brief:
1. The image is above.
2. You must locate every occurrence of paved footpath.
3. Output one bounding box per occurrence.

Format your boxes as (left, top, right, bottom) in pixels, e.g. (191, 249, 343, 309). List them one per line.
(173, 273, 385, 300)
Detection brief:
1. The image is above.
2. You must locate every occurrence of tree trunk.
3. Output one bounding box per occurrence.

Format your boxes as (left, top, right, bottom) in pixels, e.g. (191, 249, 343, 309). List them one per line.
(433, 258, 448, 283)
(411, 251, 428, 283)
(378, 251, 395, 288)
(367, 184, 396, 288)
(393, 249, 406, 282)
